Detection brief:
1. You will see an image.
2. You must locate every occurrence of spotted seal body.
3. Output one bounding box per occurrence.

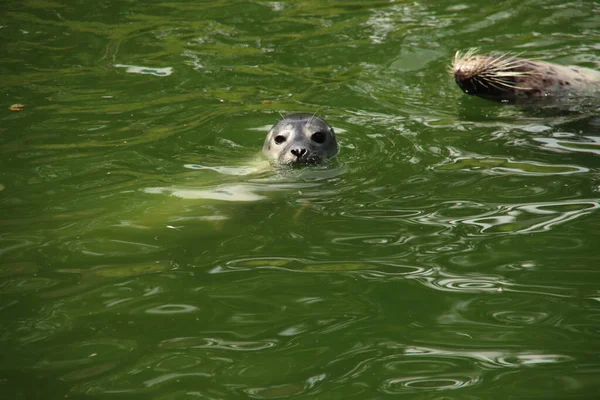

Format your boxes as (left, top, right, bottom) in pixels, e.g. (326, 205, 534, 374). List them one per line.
(262, 113, 338, 166)
(452, 49, 600, 105)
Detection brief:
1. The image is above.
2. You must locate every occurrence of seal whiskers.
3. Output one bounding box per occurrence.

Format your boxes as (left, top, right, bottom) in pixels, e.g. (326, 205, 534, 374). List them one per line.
(452, 49, 600, 106)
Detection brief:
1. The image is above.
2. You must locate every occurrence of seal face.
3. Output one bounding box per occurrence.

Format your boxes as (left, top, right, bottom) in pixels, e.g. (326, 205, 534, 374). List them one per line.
(452, 49, 600, 106)
(262, 113, 338, 166)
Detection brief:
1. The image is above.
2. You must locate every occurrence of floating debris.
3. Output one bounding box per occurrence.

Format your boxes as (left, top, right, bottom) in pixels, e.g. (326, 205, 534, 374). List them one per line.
(9, 104, 25, 112)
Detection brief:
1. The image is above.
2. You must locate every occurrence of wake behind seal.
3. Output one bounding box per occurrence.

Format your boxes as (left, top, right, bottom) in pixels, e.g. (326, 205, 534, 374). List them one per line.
(263, 113, 338, 166)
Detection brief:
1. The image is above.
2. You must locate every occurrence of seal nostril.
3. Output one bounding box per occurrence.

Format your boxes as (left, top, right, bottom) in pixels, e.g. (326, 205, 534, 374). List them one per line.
(291, 148, 307, 158)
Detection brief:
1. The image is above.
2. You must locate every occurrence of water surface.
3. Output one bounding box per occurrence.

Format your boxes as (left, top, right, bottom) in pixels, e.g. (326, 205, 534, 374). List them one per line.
(2, 0, 600, 399)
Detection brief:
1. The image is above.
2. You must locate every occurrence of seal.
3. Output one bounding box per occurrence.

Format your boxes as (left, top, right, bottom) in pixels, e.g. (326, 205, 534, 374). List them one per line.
(262, 113, 338, 166)
(452, 49, 600, 105)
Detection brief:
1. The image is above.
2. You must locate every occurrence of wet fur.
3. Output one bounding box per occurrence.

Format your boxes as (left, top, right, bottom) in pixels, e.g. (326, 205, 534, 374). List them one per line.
(452, 49, 600, 104)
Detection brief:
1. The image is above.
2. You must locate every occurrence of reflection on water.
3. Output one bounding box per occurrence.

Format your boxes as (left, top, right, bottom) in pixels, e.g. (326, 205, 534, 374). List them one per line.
(16, 267, 578, 398)
(2, 0, 600, 399)
(160, 336, 277, 351)
(146, 304, 199, 314)
(381, 373, 481, 394)
(114, 64, 174, 77)
(183, 163, 267, 176)
(145, 184, 270, 201)
(535, 134, 600, 155)
(144, 182, 323, 202)
(417, 199, 600, 235)
(434, 155, 589, 175)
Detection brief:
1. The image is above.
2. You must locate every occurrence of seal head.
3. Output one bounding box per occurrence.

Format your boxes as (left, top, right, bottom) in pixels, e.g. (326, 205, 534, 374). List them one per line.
(262, 113, 338, 166)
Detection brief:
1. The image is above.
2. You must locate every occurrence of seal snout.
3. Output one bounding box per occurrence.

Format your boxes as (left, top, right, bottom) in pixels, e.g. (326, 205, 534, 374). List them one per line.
(453, 58, 482, 95)
(453, 68, 467, 88)
(454, 65, 474, 81)
(454, 68, 477, 94)
(291, 148, 308, 159)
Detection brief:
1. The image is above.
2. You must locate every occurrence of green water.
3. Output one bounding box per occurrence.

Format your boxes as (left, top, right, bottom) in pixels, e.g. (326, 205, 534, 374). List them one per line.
(2, 0, 600, 398)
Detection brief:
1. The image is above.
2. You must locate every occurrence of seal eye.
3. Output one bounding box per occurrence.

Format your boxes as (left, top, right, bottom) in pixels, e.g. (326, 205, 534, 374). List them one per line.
(274, 135, 286, 144)
(311, 131, 327, 144)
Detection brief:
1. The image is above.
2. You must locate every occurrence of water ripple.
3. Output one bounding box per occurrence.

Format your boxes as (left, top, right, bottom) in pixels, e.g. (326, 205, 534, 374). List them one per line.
(534, 135, 600, 155)
(408, 267, 573, 298)
(34, 339, 137, 371)
(145, 304, 199, 315)
(380, 374, 481, 393)
(0, 276, 58, 294)
(403, 346, 574, 368)
(114, 64, 173, 77)
(211, 257, 424, 276)
(143, 372, 212, 388)
(416, 199, 600, 235)
(491, 311, 550, 324)
(159, 336, 277, 351)
(2, 1, 600, 399)
(434, 155, 589, 175)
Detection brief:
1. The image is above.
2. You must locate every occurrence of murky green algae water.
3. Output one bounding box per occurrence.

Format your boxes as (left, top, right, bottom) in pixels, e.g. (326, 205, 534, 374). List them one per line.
(2, 0, 600, 398)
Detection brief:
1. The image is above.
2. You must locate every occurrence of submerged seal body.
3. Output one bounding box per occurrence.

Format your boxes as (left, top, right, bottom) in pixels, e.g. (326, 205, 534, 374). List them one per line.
(263, 113, 338, 166)
(452, 49, 600, 106)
